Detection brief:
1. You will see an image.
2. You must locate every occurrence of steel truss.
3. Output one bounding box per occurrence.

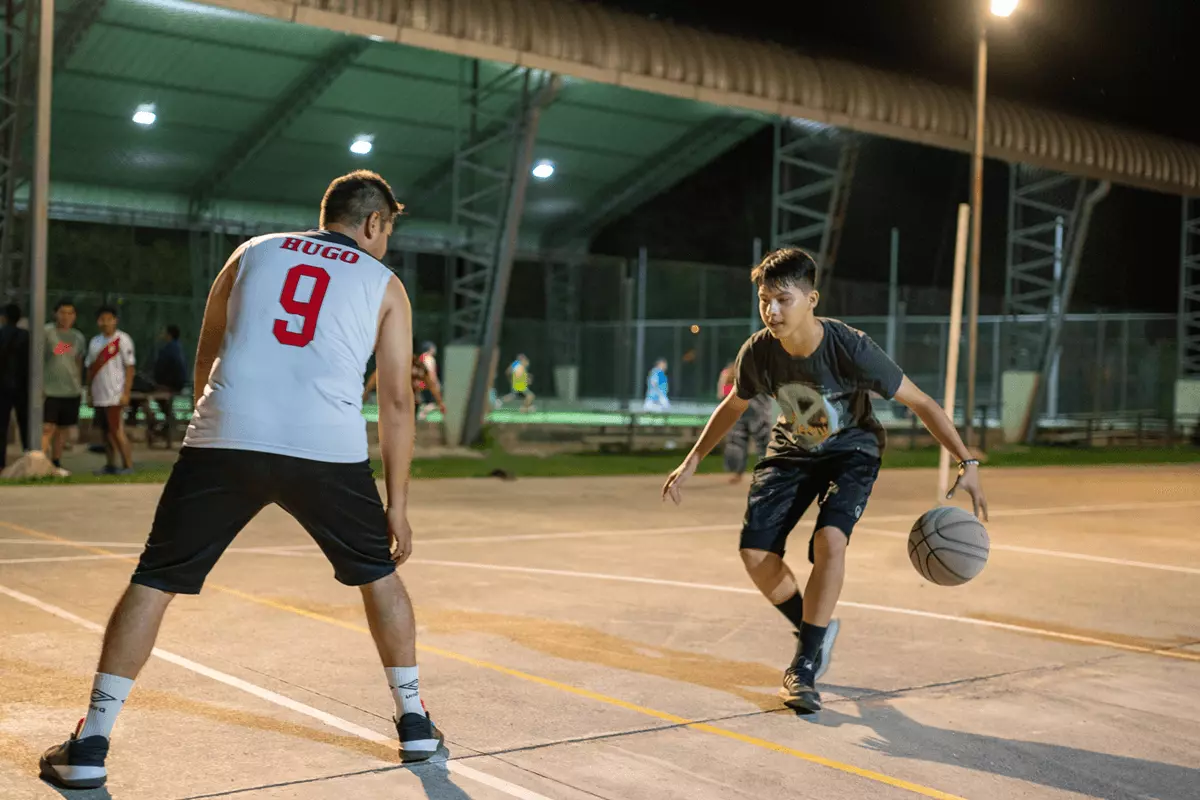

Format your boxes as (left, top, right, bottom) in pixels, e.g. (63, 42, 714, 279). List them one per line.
(1003, 166, 1088, 370)
(0, 0, 35, 300)
(770, 119, 857, 292)
(448, 63, 553, 344)
(1181, 197, 1200, 379)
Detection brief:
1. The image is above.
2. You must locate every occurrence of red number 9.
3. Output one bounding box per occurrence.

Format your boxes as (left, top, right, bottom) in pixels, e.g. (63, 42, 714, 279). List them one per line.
(273, 264, 330, 347)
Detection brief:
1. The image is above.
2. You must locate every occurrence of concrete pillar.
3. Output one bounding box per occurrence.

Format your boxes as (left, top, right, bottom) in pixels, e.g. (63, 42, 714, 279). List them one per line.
(442, 344, 481, 446)
(554, 365, 579, 403)
(1002, 370, 1039, 444)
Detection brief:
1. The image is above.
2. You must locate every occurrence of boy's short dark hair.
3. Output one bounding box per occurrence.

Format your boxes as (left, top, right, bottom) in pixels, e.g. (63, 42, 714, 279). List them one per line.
(320, 170, 403, 228)
(166, 324, 181, 340)
(53, 298, 75, 312)
(3, 302, 19, 323)
(751, 247, 819, 291)
(96, 305, 118, 319)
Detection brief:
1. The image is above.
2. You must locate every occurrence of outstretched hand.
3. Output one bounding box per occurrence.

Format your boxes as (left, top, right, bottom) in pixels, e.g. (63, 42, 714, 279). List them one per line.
(662, 455, 699, 505)
(947, 465, 988, 521)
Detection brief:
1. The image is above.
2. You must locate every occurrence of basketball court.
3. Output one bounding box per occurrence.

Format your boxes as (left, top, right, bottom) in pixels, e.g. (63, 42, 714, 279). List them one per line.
(1, 463, 1198, 799)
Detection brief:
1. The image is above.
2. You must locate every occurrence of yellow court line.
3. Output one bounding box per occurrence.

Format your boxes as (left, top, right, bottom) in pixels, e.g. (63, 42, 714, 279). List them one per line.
(0, 519, 967, 798)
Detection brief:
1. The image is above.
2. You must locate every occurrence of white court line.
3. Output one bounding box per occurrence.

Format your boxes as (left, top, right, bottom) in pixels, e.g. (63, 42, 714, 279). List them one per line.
(419, 524, 732, 546)
(0, 553, 130, 565)
(867, 498, 1200, 524)
(406, 559, 1200, 662)
(0, 539, 144, 548)
(0, 545, 325, 562)
(854, 526, 1200, 576)
(413, 499, 1200, 547)
(0, 583, 558, 800)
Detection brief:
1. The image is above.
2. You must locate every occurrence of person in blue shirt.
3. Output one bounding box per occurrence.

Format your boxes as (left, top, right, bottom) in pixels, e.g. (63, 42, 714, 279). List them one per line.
(643, 358, 670, 411)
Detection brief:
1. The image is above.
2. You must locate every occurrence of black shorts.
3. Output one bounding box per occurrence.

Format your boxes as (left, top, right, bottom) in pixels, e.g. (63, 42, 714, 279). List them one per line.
(740, 448, 881, 562)
(92, 406, 122, 433)
(131, 447, 395, 594)
(44, 396, 81, 427)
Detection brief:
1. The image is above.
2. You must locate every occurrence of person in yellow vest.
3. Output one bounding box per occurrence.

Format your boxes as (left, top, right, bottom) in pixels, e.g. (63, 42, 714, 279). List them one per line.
(497, 354, 535, 412)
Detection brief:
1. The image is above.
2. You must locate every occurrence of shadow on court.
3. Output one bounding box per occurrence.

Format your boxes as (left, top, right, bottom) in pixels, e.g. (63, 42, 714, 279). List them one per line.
(808, 684, 1200, 800)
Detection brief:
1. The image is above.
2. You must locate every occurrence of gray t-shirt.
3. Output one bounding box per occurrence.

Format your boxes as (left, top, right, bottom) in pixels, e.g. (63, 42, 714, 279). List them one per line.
(44, 324, 87, 398)
(734, 319, 904, 458)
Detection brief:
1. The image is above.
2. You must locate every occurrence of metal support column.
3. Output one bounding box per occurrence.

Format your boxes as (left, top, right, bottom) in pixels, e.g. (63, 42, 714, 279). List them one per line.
(1021, 178, 1110, 443)
(0, 0, 36, 301)
(1004, 167, 1088, 371)
(458, 67, 558, 445)
(24, 0, 50, 449)
(1180, 197, 1200, 380)
(544, 256, 580, 390)
(771, 119, 857, 299)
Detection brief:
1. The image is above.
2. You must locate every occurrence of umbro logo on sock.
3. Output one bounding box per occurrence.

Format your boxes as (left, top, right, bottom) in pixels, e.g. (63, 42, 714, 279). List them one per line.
(90, 689, 120, 704)
(397, 679, 419, 692)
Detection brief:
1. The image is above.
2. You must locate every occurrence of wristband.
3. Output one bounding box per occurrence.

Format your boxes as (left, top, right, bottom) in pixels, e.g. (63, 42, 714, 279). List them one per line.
(957, 458, 980, 470)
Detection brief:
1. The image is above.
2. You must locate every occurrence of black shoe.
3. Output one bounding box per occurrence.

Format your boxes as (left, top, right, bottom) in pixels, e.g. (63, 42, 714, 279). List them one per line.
(39, 722, 108, 789)
(791, 618, 841, 682)
(780, 658, 822, 713)
(396, 709, 444, 763)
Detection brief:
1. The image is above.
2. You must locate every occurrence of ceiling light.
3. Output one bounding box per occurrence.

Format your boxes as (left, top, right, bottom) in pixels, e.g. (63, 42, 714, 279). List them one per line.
(350, 135, 373, 155)
(132, 104, 156, 126)
(531, 159, 555, 179)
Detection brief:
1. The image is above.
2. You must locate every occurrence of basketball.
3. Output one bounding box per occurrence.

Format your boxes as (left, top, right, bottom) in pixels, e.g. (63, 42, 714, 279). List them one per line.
(908, 506, 990, 586)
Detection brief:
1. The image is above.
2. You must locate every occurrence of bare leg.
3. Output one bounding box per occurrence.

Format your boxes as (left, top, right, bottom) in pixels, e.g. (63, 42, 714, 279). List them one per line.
(740, 548, 802, 605)
(42, 423, 56, 455)
(360, 572, 417, 666)
(802, 527, 848, 626)
(96, 584, 176, 679)
(110, 422, 133, 469)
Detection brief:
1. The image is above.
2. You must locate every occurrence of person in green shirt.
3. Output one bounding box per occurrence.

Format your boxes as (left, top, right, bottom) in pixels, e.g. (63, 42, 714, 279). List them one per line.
(42, 299, 87, 470)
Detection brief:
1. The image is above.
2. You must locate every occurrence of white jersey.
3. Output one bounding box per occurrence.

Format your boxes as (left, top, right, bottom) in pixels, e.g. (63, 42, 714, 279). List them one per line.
(184, 230, 392, 462)
(85, 330, 135, 407)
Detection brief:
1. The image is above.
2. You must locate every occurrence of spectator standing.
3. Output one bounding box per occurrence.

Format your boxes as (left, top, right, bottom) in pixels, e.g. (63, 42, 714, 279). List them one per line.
(42, 299, 87, 472)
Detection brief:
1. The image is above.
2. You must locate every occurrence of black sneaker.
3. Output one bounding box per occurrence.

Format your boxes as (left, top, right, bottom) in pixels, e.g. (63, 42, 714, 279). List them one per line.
(780, 659, 822, 713)
(39, 720, 108, 789)
(396, 709, 444, 763)
(790, 618, 841, 682)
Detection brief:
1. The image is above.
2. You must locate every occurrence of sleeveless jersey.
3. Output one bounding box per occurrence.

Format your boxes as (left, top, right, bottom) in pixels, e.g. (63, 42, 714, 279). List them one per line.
(184, 230, 392, 463)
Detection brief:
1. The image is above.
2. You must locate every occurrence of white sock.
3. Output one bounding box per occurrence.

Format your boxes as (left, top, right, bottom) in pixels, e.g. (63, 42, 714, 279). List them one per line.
(385, 666, 423, 718)
(78, 673, 135, 740)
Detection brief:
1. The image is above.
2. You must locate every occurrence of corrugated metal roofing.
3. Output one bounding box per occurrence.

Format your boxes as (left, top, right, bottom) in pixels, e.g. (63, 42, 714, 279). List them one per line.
(207, 0, 1200, 194)
(41, 0, 765, 238)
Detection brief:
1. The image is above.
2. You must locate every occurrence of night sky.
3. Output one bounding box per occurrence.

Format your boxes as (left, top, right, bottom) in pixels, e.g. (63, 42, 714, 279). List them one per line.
(590, 0, 1195, 314)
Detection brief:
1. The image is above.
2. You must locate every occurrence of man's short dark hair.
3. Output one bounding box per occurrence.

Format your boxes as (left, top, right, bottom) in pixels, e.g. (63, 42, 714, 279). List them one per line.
(53, 298, 75, 312)
(751, 247, 819, 291)
(96, 305, 118, 319)
(166, 324, 181, 340)
(320, 170, 403, 228)
(420, 341, 435, 353)
(3, 303, 19, 323)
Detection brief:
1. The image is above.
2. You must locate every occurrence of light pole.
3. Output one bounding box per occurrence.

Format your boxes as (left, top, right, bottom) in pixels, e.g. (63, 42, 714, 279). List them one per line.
(964, 0, 1017, 449)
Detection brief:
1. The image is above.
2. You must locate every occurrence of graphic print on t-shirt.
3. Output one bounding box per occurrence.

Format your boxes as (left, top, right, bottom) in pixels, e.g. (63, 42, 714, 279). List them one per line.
(774, 382, 842, 449)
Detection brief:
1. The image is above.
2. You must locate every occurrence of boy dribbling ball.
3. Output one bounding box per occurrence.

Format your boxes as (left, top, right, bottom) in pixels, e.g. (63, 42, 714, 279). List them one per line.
(662, 247, 988, 712)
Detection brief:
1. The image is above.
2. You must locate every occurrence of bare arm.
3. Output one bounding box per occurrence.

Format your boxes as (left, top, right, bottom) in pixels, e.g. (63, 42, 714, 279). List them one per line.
(193, 247, 244, 407)
(373, 276, 416, 513)
(662, 392, 750, 503)
(121, 365, 135, 404)
(362, 370, 378, 402)
(894, 375, 988, 518)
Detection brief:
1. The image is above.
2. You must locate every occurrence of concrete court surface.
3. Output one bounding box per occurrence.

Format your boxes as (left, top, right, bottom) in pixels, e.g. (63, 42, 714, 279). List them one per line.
(1, 464, 1198, 800)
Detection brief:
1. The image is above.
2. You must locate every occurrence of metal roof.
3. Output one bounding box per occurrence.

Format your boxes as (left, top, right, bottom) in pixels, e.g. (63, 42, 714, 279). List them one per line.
(39, 0, 765, 245)
(197, 0, 1200, 196)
